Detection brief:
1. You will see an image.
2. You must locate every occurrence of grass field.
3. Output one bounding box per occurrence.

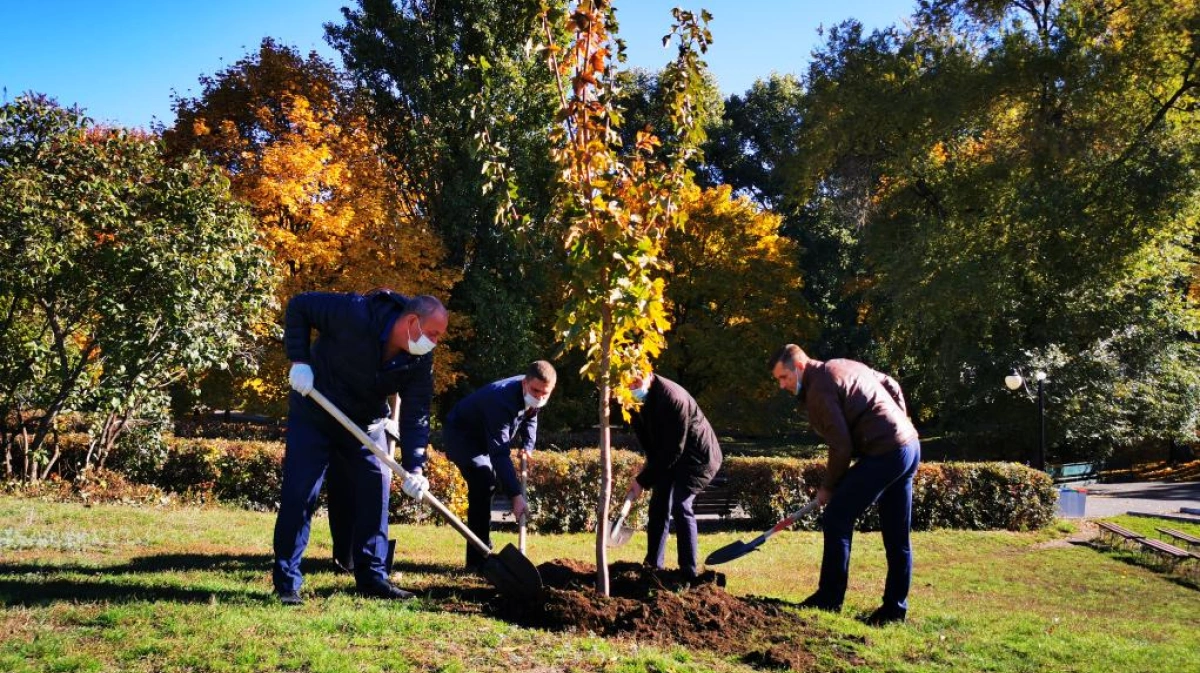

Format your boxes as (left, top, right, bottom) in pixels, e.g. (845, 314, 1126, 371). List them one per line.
(1, 496, 1197, 672)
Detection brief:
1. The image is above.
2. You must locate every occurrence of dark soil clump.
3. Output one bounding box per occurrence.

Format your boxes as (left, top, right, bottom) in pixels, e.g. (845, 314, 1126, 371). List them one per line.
(486, 559, 861, 671)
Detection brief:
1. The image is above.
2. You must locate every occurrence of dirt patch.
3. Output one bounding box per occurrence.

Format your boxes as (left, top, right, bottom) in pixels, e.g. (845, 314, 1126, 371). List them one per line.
(483, 559, 863, 671)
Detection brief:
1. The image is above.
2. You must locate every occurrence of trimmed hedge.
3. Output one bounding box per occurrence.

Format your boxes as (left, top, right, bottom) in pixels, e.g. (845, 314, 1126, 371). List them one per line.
(723, 456, 1057, 531)
(8, 436, 1057, 533)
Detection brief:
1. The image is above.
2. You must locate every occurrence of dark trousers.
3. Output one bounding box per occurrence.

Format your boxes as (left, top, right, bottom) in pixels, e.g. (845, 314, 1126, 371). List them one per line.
(645, 472, 703, 577)
(451, 452, 499, 568)
(815, 439, 921, 612)
(272, 393, 391, 593)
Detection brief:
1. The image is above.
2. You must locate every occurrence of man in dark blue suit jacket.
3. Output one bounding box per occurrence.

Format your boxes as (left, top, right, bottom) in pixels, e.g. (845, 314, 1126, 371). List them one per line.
(273, 289, 447, 605)
(442, 361, 556, 569)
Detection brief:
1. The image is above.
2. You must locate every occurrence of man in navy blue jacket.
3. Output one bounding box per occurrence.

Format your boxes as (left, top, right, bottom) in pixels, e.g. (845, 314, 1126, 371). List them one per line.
(442, 361, 556, 569)
(272, 289, 447, 605)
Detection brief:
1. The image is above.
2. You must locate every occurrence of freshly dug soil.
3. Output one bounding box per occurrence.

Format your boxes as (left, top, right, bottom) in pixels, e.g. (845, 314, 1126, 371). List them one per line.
(485, 559, 862, 670)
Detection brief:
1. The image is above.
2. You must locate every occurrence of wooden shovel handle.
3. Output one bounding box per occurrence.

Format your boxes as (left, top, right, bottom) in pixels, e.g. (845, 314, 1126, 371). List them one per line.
(307, 389, 493, 556)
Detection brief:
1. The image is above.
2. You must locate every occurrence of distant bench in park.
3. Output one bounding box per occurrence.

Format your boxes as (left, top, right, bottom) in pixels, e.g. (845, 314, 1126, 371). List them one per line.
(1096, 521, 1198, 575)
(1048, 461, 1101, 485)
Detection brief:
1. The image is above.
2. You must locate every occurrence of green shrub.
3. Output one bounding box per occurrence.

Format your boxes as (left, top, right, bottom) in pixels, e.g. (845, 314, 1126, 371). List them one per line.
(722, 456, 1056, 532)
(28, 436, 1056, 533)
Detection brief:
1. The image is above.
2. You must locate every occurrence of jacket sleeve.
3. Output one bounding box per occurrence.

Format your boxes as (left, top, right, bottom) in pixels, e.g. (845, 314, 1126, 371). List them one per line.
(397, 359, 434, 472)
(479, 399, 523, 496)
(808, 386, 855, 490)
(635, 393, 688, 489)
(877, 372, 908, 415)
(284, 292, 353, 363)
(520, 412, 538, 453)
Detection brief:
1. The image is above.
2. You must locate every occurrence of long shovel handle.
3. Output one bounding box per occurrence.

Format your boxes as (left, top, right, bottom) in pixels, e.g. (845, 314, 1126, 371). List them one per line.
(518, 451, 528, 553)
(385, 394, 400, 484)
(750, 499, 821, 547)
(307, 389, 493, 557)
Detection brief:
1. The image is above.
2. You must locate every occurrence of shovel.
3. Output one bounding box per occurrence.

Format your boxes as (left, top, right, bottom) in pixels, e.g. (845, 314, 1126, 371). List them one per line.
(606, 493, 636, 548)
(306, 389, 543, 599)
(518, 451, 528, 553)
(705, 499, 821, 565)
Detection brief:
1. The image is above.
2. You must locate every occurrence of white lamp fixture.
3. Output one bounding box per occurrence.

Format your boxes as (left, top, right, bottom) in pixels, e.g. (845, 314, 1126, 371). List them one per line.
(1004, 371, 1023, 391)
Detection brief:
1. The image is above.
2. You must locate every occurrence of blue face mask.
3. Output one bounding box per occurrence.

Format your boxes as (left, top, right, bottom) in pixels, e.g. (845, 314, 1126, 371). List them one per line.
(631, 387, 648, 402)
(795, 378, 802, 396)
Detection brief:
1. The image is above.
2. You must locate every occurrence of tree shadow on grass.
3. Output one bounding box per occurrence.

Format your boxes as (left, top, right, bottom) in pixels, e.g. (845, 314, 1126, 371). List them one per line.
(0, 552, 492, 607)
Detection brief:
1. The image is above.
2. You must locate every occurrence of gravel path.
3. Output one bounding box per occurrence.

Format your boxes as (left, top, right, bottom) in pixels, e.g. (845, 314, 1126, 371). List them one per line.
(1061, 481, 1200, 520)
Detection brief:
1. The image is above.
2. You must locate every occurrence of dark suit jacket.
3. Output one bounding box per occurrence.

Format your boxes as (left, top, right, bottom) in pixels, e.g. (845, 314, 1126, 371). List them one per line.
(627, 375, 722, 493)
(443, 376, 538, 496)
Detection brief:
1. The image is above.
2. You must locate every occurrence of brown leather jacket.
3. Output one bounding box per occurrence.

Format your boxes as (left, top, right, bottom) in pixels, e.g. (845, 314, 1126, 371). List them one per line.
(799, 359, 919, 489)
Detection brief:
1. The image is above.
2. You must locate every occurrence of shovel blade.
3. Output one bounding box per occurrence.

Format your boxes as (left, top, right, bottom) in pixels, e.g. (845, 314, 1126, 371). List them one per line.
(479, 543, 543, 599)
(606, 524, 635, 548)
(704, 537, 764, 566)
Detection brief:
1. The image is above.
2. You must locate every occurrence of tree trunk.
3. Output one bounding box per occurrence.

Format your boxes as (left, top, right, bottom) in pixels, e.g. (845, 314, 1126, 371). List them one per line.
(595, 307, 614, 596)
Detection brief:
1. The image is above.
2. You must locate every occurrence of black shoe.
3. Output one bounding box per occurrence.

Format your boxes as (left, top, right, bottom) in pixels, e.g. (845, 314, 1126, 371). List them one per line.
(864, 606, 907, 626)
(357, 582, 415, 600)
(799, 592, 841, 612)
(277, 591, 304, 606)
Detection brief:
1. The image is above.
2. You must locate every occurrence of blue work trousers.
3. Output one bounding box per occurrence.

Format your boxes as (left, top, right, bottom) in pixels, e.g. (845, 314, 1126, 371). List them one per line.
(645, 473, 702, 577)
(272, 393, 391, 593)
(816, 439, 921, 612)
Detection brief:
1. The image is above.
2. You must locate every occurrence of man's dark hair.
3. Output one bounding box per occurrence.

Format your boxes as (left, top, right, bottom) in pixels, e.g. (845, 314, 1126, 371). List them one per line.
(525, 360, 557, 385)
(401, 294, 446, 319)
(769, 344, 806, 371)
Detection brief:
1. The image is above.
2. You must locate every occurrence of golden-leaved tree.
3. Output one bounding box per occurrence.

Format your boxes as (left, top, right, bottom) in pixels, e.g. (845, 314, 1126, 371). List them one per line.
(659, 184, 815, 435)
(165, 38, 460, 412)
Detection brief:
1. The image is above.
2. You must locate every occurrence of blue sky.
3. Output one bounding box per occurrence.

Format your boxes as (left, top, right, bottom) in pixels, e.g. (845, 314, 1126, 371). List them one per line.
(2, 1, 917, 130)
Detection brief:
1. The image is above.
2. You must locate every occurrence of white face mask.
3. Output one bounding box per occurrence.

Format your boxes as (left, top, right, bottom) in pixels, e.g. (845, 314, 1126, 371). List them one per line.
(794, 377, 802, 396)
(406, 318, 436, 356)
(523, 392, 548, 409)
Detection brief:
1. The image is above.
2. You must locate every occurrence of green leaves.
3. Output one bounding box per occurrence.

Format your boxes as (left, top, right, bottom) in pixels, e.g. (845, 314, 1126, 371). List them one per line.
(0, 96, 276, 476)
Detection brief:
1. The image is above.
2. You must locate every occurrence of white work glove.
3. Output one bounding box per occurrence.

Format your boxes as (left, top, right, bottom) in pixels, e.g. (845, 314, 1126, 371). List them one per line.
(366, 417, 399, 446)
(400, 471, 429, 500)
(288, 363, 314, 396)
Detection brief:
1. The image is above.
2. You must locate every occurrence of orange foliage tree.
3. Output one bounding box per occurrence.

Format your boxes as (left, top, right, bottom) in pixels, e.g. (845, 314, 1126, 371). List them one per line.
(165, 39, 460, 412)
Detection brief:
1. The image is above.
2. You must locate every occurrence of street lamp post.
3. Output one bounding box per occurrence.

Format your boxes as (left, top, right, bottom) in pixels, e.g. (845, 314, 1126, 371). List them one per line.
(1005, 370, 1047, 471)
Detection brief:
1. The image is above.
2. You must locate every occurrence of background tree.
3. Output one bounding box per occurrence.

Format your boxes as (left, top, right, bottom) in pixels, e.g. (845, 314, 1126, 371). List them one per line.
(164, 39, 458, 414)
(327, 0, 563, 407)
(657, 184, 815, 436)
(0, 95, 275, 479)
(786, 0, 1200, 458)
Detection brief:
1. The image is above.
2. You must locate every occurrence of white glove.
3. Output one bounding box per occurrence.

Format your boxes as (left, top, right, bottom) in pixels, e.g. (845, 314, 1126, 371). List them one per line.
(366, 417, 399, 446)
(289, 363, 314, 395)
(400, 471, 429, 500)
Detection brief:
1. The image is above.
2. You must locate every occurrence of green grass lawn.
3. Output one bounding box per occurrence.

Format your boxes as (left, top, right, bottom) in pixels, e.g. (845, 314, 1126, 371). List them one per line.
(1, 496, 1197, 673)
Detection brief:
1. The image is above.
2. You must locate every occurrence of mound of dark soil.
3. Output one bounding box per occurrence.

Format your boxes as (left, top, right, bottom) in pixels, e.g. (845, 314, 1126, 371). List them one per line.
(486, 559, 863, 671)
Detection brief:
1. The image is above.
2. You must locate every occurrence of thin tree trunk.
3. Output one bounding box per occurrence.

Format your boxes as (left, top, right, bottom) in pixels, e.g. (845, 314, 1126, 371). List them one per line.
(595, 306, 614, 596)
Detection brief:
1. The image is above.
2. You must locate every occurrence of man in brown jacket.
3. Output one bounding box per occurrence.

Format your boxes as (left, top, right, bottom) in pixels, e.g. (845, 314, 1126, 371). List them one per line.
(771, 344, 921, 625)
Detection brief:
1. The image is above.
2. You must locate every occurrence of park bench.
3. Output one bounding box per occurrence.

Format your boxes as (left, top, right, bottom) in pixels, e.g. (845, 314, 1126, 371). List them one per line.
(1095, 521, 1143, 549)
(1048, 461, 1101, 485)
(1157, 527, 1200, 555)
(1135, 537, 1194, 571)
(693, 472, 736, 519)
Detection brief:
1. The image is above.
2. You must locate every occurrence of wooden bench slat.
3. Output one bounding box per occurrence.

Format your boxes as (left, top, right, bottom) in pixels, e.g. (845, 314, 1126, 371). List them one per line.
(1137, 537, 1192, 560)
(1096, 521, 1143, 540)
(1157, 527, 1200, 548)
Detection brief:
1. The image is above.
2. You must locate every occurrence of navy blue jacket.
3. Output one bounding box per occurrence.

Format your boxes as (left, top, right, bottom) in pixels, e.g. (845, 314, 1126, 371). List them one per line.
(443, 376, 538, 496)
(284, 290, 433, 472)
